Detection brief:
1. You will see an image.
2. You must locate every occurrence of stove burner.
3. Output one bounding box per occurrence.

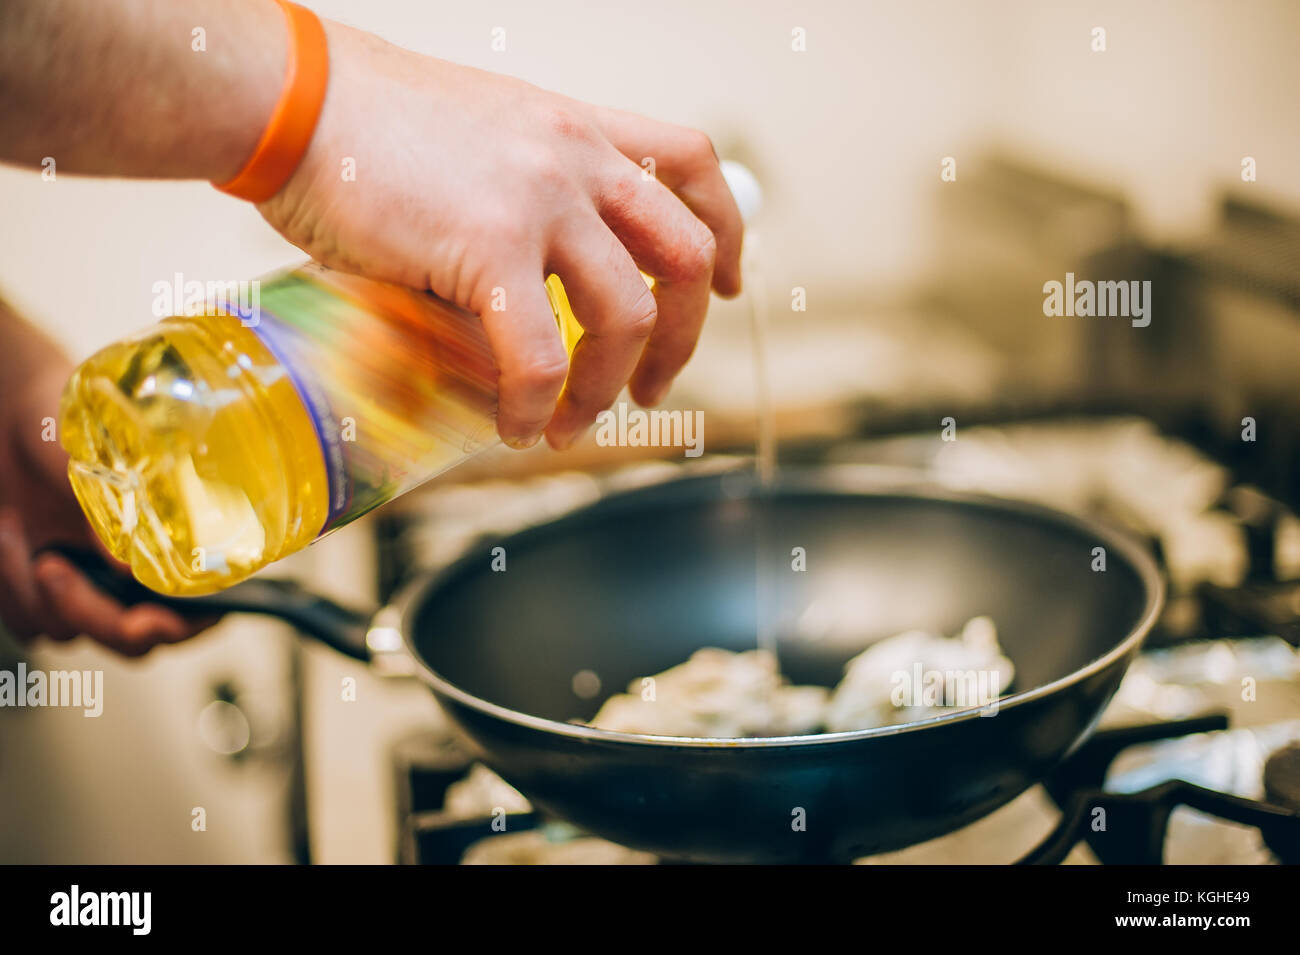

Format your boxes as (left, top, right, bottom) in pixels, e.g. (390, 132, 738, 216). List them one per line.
(1027, 780, 1300, 864)
(1028, 715, 1300, 863)
(394, 713, 1300, 864)
(1027, 714, 1300, 863)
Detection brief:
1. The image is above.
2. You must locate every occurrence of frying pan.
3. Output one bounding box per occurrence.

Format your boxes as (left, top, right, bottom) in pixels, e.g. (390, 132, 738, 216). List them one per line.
(57, 467, 1164, 863)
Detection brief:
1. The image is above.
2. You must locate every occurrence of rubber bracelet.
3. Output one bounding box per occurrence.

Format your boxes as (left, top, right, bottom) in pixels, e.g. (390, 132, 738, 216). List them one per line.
(215, 0, 329, 203)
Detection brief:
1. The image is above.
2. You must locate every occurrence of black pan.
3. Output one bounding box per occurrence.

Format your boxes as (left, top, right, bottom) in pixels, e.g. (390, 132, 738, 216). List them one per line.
(58, 467, 1164, 863)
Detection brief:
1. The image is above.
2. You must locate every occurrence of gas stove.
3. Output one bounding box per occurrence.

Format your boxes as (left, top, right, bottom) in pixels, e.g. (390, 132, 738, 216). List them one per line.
(388, 657, 1300, 865)
(373, 418, 1300, 865)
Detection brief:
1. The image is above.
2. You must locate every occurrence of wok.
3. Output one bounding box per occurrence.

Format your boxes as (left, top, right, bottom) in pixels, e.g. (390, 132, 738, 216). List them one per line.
(61, 468, 1164, 863)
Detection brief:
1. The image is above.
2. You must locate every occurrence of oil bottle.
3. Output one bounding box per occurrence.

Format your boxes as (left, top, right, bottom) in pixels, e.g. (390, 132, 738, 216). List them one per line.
(60, 163, 759, 596)
(60, 265, 590, 594)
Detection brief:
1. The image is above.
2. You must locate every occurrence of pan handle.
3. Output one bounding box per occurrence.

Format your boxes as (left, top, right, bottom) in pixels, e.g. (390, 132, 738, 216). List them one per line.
(39, 545, 374, 662)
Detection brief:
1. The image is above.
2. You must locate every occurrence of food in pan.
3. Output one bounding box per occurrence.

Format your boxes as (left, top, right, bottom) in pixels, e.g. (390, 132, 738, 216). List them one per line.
(587, 647, 829, 738)
(824, 615, 1013, 732)
(588, 616, 1012, 737)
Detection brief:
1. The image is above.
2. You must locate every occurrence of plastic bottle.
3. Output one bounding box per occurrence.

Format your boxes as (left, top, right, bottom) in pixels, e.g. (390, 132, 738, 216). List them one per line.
(60, 163, 760, 596)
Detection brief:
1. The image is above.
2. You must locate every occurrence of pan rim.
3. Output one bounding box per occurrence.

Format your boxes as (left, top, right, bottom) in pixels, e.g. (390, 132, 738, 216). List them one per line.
(398, 465, 1165, 749)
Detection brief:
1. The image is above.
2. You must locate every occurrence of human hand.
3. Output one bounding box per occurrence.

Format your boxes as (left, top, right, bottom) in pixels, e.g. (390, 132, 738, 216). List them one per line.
(257, 21, 744, 451)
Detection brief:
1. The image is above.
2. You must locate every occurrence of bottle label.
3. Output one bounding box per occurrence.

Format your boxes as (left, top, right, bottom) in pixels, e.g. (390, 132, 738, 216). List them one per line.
(243, 265, 501, 535)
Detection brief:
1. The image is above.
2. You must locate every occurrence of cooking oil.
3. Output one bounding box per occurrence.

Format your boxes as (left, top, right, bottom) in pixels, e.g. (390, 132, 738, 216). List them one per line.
(61, 264, 584, 595)
(743, 229, 782, 662)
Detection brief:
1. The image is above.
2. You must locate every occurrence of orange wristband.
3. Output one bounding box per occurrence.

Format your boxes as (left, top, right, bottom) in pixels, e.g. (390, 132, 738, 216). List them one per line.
(216, 0, 329, 203)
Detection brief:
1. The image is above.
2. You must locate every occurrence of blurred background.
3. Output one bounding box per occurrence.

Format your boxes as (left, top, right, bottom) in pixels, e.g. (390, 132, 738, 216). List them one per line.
(1, 0, 1297, 863)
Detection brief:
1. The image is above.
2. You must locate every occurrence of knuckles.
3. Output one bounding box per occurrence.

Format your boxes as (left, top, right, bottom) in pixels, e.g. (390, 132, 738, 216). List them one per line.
(513, 102, 608, 199)
(505, 348, 570, 398)
(623, 285, 659, 340)
(680, 128, 718, 168)
(658, 227, 717, 284)
(537, 103, 600, 146)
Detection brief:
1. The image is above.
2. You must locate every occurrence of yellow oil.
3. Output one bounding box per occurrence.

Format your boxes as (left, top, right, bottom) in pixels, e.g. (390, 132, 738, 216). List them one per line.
(62, 272, 587, 596)
(60, 314, 330, 595)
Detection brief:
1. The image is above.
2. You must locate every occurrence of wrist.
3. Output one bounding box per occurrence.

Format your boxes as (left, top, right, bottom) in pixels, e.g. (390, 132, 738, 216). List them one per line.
(204, 0, 292, 185)
(214, 0, 331, 202)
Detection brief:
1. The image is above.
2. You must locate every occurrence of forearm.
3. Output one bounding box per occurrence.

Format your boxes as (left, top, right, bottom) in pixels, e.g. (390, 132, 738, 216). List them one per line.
(0, 0, 286, 184)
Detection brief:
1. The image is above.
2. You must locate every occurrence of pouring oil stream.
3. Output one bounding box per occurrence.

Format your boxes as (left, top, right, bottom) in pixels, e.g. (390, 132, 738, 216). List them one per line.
(719, 161, 780, 663)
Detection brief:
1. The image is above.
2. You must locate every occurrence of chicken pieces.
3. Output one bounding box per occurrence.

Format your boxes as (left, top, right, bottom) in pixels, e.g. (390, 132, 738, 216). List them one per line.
(589, 647, 829, 738)
(588, 617, 1013, 738)
(824, 616, 1014, 732)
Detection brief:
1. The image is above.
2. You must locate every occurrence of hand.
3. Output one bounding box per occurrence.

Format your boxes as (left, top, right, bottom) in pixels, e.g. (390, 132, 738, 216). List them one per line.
(0, 327, 216, 656)
(257, 21, 744, 450)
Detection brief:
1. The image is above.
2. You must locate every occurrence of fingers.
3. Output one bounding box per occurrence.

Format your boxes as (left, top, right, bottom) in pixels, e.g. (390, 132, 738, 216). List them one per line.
(0, 506, 212, 656)
(474, 262, 570, 448)
(589, 106, 743, 297)
(32, 556, 143, 655)
(32, 554, 194, 657)
(544, 220, 658, 448)
(630, 247, 714, 408)
(593, 164, 717, 406)
(121, 604, 217, 648)
(0, 509, 42, 640)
